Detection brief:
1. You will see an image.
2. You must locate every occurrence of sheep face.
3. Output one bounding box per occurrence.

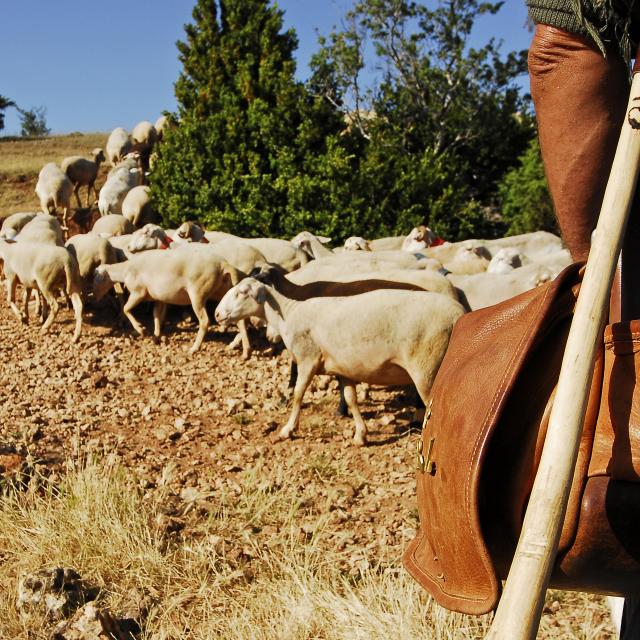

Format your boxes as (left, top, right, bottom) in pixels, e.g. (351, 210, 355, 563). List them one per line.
(128, 225, 173, 252)
(128, 233, 159, 253)
(290, 231, 331, 253)
(215, 278, 266, 325)
(176, 221, 205, 242)
(402, 226, 428, 252)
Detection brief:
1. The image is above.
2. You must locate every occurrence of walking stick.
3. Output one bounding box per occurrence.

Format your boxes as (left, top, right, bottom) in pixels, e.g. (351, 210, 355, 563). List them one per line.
(487, 57, 640, 640)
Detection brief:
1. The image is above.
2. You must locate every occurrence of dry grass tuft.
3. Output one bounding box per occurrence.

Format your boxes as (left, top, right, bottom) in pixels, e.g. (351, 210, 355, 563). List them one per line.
(0, 457, 616, 639)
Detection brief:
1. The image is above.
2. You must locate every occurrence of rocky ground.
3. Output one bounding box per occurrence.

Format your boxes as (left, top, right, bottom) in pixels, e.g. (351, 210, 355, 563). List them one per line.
(0, 297, 420, 562)
(0, 295, 617, 637)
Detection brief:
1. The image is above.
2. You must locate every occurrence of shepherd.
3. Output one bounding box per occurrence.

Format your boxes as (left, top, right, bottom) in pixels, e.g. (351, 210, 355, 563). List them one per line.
(405, 3, 640, 638)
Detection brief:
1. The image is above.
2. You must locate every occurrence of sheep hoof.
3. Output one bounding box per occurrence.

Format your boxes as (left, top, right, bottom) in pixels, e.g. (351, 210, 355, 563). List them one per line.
(353, 436, 367, 447)
(275, 429, 293, 441)
(240, 350, 252, 361)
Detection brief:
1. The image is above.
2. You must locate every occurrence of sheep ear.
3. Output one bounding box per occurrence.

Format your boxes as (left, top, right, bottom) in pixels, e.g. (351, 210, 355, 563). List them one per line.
(252, 284, 266, 304)
(317, 236, 332, 244)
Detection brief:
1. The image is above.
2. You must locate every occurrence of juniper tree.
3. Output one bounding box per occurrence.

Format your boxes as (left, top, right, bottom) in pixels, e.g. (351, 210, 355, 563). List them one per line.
(152, 0, 346, 237)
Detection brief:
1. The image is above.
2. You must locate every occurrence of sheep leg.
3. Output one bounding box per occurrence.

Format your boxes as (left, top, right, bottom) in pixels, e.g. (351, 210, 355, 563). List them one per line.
(339, 378, 367, 446)
(336, 378, 349, 417)
(38, 293, 48, 324)
(34, 290, 43, 321)
(70, 292, 83, 343)
(188, 297, 209, 354)
(60, 288, 72, 310)
(122, 291, 146, 335)
(225, 320, 252, 359)
(153, 302, 167, 343)
(40, 293, 59, 333)
(278, 359, 318, 441)
(288, 360, 298, 389)
(86, 183, 96, 208)
(6, 275, 26, 323)
(74, 185, 82, 209)
(22, 287, 32, 323)
(226, 333, 242, 350)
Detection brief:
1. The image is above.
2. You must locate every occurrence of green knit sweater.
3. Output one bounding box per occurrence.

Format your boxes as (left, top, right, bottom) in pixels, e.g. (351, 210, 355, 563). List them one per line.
(526, 0, 640, 63)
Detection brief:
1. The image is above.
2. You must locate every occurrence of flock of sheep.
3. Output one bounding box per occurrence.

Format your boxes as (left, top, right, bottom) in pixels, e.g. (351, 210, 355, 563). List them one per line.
(0, 120, 572, 445)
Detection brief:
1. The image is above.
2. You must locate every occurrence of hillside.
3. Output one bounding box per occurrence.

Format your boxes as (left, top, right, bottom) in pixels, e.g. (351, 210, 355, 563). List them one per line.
(0, 133, 109, 215)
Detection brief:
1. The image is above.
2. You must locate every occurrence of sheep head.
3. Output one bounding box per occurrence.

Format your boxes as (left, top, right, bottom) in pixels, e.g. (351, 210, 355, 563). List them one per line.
(92, 266, 114, 301)
(344, 236, 371, 251)
(215, 278, 266, 325)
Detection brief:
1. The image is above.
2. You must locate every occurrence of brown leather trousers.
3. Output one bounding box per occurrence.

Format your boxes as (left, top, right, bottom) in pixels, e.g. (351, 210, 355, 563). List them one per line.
(529, 24, 640, 319)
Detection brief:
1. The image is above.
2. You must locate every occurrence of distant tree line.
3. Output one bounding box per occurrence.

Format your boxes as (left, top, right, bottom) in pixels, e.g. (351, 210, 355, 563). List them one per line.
(0, 94, 50, 138)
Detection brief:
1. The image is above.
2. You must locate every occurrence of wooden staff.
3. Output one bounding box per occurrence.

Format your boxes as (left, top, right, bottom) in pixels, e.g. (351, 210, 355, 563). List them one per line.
(487, 61, 640, 640)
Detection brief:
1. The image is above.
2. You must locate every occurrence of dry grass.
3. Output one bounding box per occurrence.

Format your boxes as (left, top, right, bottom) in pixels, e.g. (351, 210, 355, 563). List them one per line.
(0, 458, 616, 639)
(0, 133, 108, 214)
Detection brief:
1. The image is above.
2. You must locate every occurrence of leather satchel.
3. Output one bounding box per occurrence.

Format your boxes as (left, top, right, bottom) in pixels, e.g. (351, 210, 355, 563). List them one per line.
(403, 262, 640, 615)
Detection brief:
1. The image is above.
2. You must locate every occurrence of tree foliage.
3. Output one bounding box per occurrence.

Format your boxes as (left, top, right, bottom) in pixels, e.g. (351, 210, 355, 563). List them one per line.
(151, 0, 346, 237)
(498, 136, 557, 236)
(17, 106, 50, 138)
(310, 0, 535, 240)
(0, 94, 15, 132)
(153, 0, 535, 242)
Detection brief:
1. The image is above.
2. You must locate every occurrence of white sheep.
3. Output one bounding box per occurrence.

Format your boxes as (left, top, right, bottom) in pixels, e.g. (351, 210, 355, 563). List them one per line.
(61, 148, 106, 208)
(215, 278, 464, 445)
(343, 236, 372, 251)
(0, 212, 38, 240)
(285, 263, 458, 300)
(121, 186, 156, 228)
(442, 245, 491, 275)
(401, 225, 444, 252)
(368, 236, 404, 251)
(0, 239, 83, 342)
(131, 121, 158, 152)
(105, 127, 133, 166)
(98, 166, 141, 216)
(175, 221, 207, 242)
(154, 115, 170, 141)
(34, 163, 74, 230)
(425, 231, 563, 265)
(16, 213, 65, 246)
(65, 233, 119, 290)
(291, 231, 435, 269)
(93, 250, 249, 356)
(91, 214, 134, 237)
(448, 252, 572, 311)
(106, 152, 141, 179)
(486, 247, 523, 274)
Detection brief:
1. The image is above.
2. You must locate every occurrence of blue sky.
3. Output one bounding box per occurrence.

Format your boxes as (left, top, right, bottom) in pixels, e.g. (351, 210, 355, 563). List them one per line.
(0, 0, 531, 136)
